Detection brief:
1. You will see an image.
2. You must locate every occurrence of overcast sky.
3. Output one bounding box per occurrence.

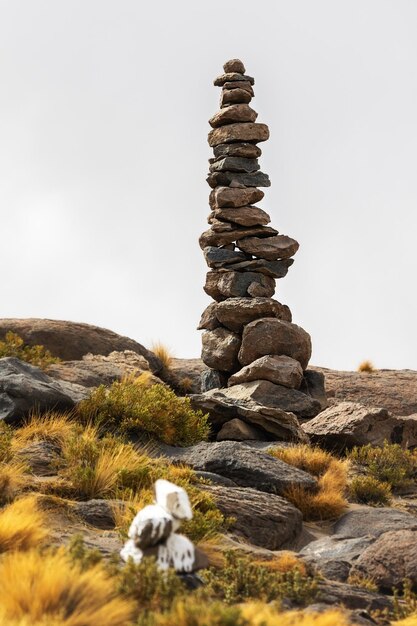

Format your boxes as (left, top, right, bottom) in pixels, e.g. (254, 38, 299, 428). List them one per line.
(1, 0, 416, 370)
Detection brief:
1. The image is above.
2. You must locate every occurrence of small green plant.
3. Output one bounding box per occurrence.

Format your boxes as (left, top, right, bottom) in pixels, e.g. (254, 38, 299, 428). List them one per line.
(77, 378, 210, 446)
(204, 551, 319, 606)
(392, 579, 417, 621)
(349, 475, 392, 505)
(0, 331, 60, 369)
(347, 572, 378, 592)
(67, 534, 103, 571)
(348, 442, 417, 491)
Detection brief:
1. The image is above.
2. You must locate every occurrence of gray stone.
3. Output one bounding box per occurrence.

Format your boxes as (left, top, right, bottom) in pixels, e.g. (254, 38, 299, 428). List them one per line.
(227, 257, 293, 278)
(208, 122, 269, 147)
(169, 441, 317, 494)
(316, 580, 392, 613)
(300, 536, 373, 582)
(209, 104, 258, 128)
(204, 271, 275, 301)
(210, 185, 264, 208)
(72, 499, 118, 529)
(209, 157, 260, 173)
(228, 355, 304, 389)
(203, 246, 249, 269)
(223, 59, 246, 74)
(195, 471, 237, 486)
(215, 297, 292, 332)
(209, 206, 270, 227)
(17, 440, 61, 476)
(201, 327, 241, 372)
(239, 318, 312, 370)
(212, 143, 261, 161)
(237, 234, 299, 260)
(207, 170, 271, 188)
(217, 418, 267, 441)
(333, 507, 417, 539)
(299, 370, 328, 411)
(214, 73, 255, 86)
(0, 357, 77, 423)
(204, 485, 303, 550)
(200, 369, 226, 392)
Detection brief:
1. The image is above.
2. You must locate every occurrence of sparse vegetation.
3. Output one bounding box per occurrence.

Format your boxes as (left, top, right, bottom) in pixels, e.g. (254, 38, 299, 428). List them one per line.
(347, 571, 378, 592)
(0, 460, 28, 505)
(348, 442, 417, 491)
(77, 377, 210, 445)
(357, 360, 376, 373)
(349, 475, 392, 505)
(151, 342, 174, 370)
(269, 445, 349, 520)
(392, 579, 417, 621)
(0, 331, 60, 369)
(0, 495, 48, 553)
(12, 410, 75, 451)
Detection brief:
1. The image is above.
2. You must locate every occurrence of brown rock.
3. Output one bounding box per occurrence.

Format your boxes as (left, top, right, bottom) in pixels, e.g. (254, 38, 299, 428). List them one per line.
(229, 355, 304, 389)
(199, 225, 277, 249)
(209, 156, 260, 173)
(207, 170, 270, 188)
(205, 485, 303, 550)
(215, 297, 292, 332)
(201, 327, 241, 372)
(237, 234, 299, 260)
(223, 59, 246, 74)
(223, 80, 254, 94)
(208, 122, 269, 147)
(217, 418, 266, 441)
(209, 206, 270, 227)
(214, 73, 255, 87)
(302, 402, 405, 449)
(204, 271, 275, 301)
(0, 318, 162, 373)
(351, 529, 417, 590)
(209, 104, 258, 128)
(239, 318, 312, 370)
(213, 143, 261, 160)
(220, 88, 252, 106)
(316, 580, 392, 613)
(210, 185, 264, 208)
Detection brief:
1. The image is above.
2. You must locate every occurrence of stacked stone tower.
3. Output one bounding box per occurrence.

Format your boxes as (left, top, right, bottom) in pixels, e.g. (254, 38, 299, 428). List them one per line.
(195, 59, 325, 442)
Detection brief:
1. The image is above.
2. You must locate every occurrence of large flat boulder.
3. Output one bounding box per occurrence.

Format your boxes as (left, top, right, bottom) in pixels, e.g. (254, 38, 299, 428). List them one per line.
(332, 507, 417, 539)
(169, 441, 317, 495)
(0, 319, 161, 373)
(204, 485, 302, 550)
(0, 357, 78, 422)
(228, 355, 304, 389)
(198, 297, 292, 333)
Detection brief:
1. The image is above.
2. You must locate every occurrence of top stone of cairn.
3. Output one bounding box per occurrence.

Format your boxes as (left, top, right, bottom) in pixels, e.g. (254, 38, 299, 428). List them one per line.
(223, 58, 246, 74)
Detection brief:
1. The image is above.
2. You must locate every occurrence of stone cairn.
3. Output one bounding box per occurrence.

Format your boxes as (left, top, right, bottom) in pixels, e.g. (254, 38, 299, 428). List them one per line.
(195, 59, 326, 443)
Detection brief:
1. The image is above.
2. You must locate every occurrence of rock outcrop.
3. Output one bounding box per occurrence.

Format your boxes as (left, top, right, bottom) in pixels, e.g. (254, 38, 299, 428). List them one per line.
(194, 59, 324, 442)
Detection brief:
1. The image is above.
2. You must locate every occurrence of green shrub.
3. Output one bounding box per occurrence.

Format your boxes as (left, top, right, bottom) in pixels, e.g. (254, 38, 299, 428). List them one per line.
(77, 378, 210, 446)
(392, 579, 417, 621)
(349, 475, 392, 505)
(0, 331, 60, 369)
(204, 551, 319, 606)
(348, 442, 417, 491)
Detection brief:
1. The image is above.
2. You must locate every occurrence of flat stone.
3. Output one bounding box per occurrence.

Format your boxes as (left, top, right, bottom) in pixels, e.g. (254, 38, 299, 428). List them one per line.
(201, 327, 241, 372)
(333, 507, 417, 539)
(228, 355, 304, 389)
(207, 170, 271, 188)
(316, 580, 392, 613)
(203, 246, 249, 269)
(220, 88, 252, 106)
(199, 225, 277, 249)
(209, 206, 270, 227)
(208, 123, 269, 147)
(302, 402, 402, 449)
(223, 80, 254, 94)
(204, 271, 275, 301)
(190, 387, 310, 441)
(237, 234, 299, 260)
(223, 59, 246, 74)
(217, 418, 267, 441)
(169, 441, 317, 494)
(226, 258, 293, 278)
(209, 104, 258, 128)
(214, 73, 255, 87)
(215, 297, 292, 332)
(205, 485, 303, 550)
(239, 318, 312, 370)
(209, 157, 260, 173)
(213, 143, 261, 160)
(210, 185, 264, 208)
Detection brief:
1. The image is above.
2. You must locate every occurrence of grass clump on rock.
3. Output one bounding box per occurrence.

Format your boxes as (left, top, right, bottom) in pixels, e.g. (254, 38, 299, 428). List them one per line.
(77, 377, 209, 446)
(349, 475, 392, 505)
(348, 442, 417, 491)
(269, 445, 348, 521)
(0, 331, 60, 369)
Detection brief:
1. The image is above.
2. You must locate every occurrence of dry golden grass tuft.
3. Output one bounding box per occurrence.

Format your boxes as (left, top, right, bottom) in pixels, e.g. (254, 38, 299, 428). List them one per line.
(151, 342, 174, 370)
(0, 460, 28, 505)
(240, 603, 351, 626)
(0, 495, 48, 553)
(254, 552, 307, 576)
(270, 445, 349, 521)
(0, 548, 135, 626)
(357, 359, 376, 373)
(394, 617, 417, 626)
(12, 411, 75, 451)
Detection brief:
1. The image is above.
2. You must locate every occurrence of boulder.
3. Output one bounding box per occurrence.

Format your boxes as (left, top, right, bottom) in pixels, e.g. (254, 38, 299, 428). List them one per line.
(299, 370, 328, 411)
(200, 369, 226, 392)
(239, 318, 312, 370)
(210, 185, 263, 208)
(333, 507, 417, 539)
(351, 529, 417, 590)
(190, 386, 309, 441)
(201, 328, 241, 372)
(208, 122, 269, 147)
(0, 319, 161, 373)
(216, 418, 266, 441)
(72, 499, 119, 529)
(215, 297, 292, 332)
(228, 355, 304, 390)
(300, 536, 373, 582)
(207, 170, 270, 188)
(204, 485, 302, 550)
(209, 104, 258, 128)
(237, 234, 299, 260)
(316, 580, 392, 612)
(210, 206, 270, 227)
(169, 441, 317, 495)
(223, 59, 246, 74)
(204, 271, 275, 301)
(302, 402, 403, 449)
(0, 357, 78, 423)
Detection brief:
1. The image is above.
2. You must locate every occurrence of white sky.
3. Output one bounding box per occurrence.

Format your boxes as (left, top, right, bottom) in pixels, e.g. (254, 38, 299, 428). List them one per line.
(1, 0, 416, 370)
